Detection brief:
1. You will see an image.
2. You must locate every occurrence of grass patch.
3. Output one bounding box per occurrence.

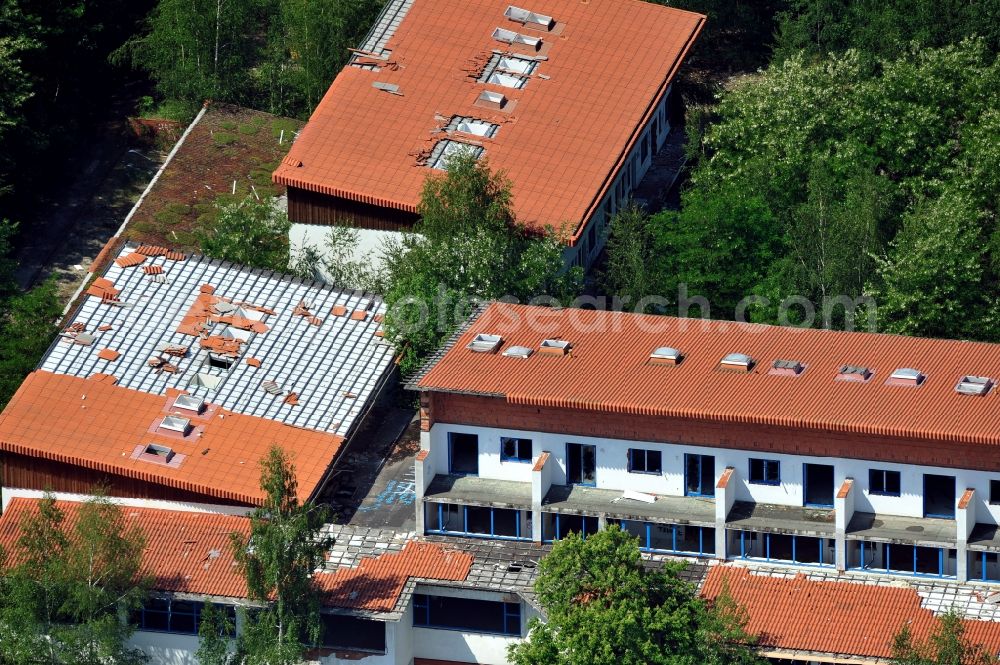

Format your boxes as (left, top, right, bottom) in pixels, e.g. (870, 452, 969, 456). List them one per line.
(220, 120, 238, 131)
(212, 132, 238, 147)
(238, 123, 260, 135)
(271, 118, 299, 140)
(153, 203, 191, 227)
(140, 99, 199, 123)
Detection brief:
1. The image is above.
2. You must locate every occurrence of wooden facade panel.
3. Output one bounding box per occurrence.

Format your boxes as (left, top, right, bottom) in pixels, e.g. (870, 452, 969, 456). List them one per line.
(0, 452, 250, 507)
(287, 186, 419, 231)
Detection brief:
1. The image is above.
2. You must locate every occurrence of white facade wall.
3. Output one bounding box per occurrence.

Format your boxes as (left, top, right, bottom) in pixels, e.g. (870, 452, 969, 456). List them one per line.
(128, 632, 201, 665)
(289, 223, 397, 283)
(428, 422, 1000, 525)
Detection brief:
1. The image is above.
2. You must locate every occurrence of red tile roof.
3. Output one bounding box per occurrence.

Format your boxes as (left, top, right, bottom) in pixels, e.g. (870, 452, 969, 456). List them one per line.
(272, 0, 704, 241)
(416, 303, 1000, 447)
(0, 371, 345, 505)
(701, 567, 1000, 659)
(0, 498, 472, 610)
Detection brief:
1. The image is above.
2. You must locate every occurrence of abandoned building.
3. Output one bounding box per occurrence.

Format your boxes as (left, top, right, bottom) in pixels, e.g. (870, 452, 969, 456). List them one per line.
(272, 0, 705, 270)
(0, 242, 396, 507)
(410, 302, 1000, 584)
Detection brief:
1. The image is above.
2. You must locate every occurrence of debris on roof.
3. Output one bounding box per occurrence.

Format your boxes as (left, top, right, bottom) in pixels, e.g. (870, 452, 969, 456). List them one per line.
(97, 348, 121, 362)
(115, 252, 146, 268)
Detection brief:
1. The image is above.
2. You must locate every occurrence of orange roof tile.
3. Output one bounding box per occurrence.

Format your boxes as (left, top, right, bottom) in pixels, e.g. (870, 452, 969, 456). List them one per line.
(319, 541, 472, 612)
(416, 303, 1000, 447)
(97, 348, 121, 362)
(272, 0, 704, 240)
(0, 371, 345, 505)
(701, 567, 1000, 659)
(0, 498, 471, 609)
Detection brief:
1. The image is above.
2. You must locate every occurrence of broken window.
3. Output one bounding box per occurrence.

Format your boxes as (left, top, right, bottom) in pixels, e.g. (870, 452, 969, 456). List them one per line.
(426, 503, 530, 540)
(992, 480, 1000, 505)
(427, 140, 484, 170)
(567, 443, 596, 485)
(628, 448, 662, 475)
(803, 463, 834, 507)
(749, 458, 780, 486)
(321, 614, 386, 652)
(413, 594, 521, 636)
(501, 437, 533, 462)
(869, 469, 901, 496)
(684, 453, 715, 497)
(448, 432, 479, 475)
(542, 512, 598, 541)
(924, 474, 956, 518)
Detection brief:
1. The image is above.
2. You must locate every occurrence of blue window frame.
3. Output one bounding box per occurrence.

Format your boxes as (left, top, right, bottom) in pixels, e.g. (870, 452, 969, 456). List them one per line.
(851, 540, 953, 578)
(733, 530, 832, 567)
(500, 437, 532, 463)
(972, 551, 1000, 582)
(413, 593, 521, 636)
(749, 458, 780, 486)
(613, 520, 715, 557)
(132, 599, 236, 635)
(541, 512, 599, 542)
(628, 449, 662, 475)
(869, 469, 901, 496)
(684, 453, 715, 497)
(426, 503, 530, 541)
(448, 432, 478, 475)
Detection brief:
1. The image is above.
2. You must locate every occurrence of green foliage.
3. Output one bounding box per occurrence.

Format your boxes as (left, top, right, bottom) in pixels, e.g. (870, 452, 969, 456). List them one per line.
(508, 526, 765, 665)
(0, 278, 61, 407)
(891, 610, 999, 664)
(382, 153, 583, 374)
(631, 40, 1000, 339)
(227, 446, 333, 664)
(198, 195, 291, 271)
(291, 224, 384, 292)
(195, 601, 236, 665)
(0, 492, 149, 665)
(775, 0, 1000, 63)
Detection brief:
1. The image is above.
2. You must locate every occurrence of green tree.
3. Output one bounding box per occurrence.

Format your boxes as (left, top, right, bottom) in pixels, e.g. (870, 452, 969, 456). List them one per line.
(0, 35, 36, 196)
(383, 153, 582, 373)
(601, 204, 663, 312)
(869, 190, 994, 339)
(508, 526, 766, 665)
(228, 445, 333, 664)
(198, 195, 291, 272)
(0, 277, 62, 408)
(195, 601, 236, 665)
(0, 492, 149, 665)
(891, 610, 998, 664)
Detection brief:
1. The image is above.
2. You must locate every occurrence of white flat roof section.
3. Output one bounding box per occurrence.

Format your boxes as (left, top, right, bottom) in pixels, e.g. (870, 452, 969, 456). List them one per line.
(42, 244, 395, 437)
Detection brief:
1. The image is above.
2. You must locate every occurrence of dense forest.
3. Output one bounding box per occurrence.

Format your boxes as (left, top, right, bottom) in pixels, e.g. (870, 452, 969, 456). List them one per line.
(605, 0, 1000, 341)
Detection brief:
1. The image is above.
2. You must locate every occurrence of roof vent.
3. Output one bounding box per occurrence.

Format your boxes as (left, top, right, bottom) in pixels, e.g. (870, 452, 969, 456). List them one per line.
(467, 333, 503, 353)
(160, 415, 191, 434)
(720, 353, 754, 372)
(492, 27, 542, 49)
(539, 339, 571, 356)
(649, 346, 683, 365)
(956, 375, 993, 396)
(503, 345, 534, 359)
(770, 359, 804, 376)
(887, 367, 925, 386)
(173, 394, 205, 414)
(837, 365, 873, 382)
(144, 443, 175, 463)
(504, 5, 555, 29)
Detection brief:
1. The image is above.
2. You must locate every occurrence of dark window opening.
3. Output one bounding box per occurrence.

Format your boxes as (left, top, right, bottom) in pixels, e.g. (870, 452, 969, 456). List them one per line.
(870, 469, 901, 496)
(449, 432, 479, 475)
(542, 512, 599, 541)
(413, 594, 520, 636)
(426, 504, 528, 540)
(851, 541, 954, 578)
(501, 437, 532, 462)
(320, 614, 386, 652)
(567, 443, 596, 485)
(685, 454, 715, 497)
(207, 354, 234, 369)
(132, 598, 235, 636)
(749, 458, 780, 485)
(991, 480, 1000, 505)
(804, 463, 834, 507)
(733, 531, 831, 566)
(628, 449, 662, 475)
(641, 132, 650, 162)
(924, 474, 956, 518)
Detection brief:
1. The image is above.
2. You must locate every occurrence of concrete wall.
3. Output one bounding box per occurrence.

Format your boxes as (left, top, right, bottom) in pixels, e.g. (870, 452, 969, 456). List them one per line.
(289, 223, 399, 283)
(426, 421, 1000, 525)
(128, 631, 201, 665)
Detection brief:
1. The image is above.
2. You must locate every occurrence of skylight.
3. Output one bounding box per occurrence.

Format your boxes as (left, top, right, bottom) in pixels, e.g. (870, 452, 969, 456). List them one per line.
(539, 339, 571, 355)
(467, 333, 503, 353)
(837, 365, 873, 382)
(427, 140, 485, 170)
(446, 116, 500, 138)
(160, 415, 191, 434)
(477, 90, 507, 109)
(649, 346, 683, 365)
(492, 27, 541, 49)
(143, 443, 175, 462)
(720, 353, 754, 372)
(770, 359, 804, 376)
(956, 375, 993, 396)
(504, 5, 555, 29)
(888, 367, 925, 386)
(479, 53, 536, 89)
(173, 394, 205, 413)
(503, 345, 534, 358)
